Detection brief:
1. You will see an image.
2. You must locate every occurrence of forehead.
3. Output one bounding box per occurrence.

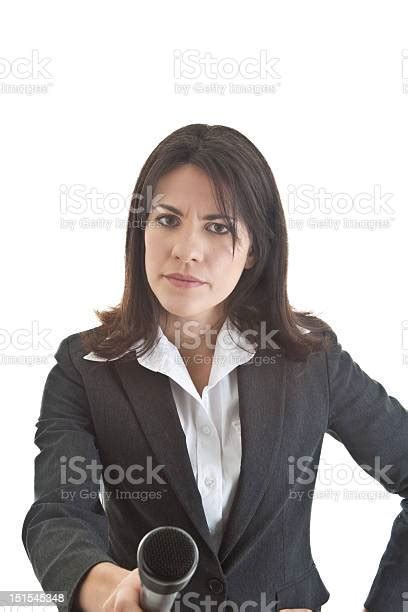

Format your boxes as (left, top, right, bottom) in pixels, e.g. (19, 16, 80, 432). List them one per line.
(154, 164, 218, 208)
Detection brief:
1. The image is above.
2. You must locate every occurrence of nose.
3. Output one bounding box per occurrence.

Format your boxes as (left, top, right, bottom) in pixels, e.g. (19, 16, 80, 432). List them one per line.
(171, 227, 204, 263)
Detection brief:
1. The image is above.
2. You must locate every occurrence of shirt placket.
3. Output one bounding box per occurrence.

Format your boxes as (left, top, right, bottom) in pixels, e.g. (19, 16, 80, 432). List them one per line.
(196, 388, 223, 539)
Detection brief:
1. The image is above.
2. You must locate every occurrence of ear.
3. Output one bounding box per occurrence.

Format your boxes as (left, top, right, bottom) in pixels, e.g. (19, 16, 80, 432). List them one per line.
(244, 245, 256, 270)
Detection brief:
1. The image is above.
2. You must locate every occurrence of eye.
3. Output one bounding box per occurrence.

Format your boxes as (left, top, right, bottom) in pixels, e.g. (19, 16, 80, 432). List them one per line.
(156, 214, 179, 227)
(155, 215, 230, 235)
(207, 222, 229, 235)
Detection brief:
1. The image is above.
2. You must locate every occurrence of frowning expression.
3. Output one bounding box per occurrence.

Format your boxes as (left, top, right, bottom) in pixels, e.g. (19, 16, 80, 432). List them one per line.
(144, 163, 255, 323)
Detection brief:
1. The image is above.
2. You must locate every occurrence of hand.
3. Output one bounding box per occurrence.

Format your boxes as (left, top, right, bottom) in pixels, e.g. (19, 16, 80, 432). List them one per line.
(102, 567, 144, 611)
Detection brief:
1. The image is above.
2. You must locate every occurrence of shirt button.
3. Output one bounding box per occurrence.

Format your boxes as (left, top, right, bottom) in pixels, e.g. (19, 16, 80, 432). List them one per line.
(204, 477, 215, 488)
(202, 425, 211, 435)
(208, 578, 225, 594)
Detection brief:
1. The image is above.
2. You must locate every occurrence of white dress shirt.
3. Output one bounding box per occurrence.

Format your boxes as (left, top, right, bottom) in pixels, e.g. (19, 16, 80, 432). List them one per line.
(83, 316, 257, 553)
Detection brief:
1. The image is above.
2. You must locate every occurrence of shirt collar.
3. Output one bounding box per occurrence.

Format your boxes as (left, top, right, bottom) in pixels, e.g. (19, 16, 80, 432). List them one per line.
(83, 317, 256, 396)
(83, 319, 309, 401)
(82, 319, 310, 364)
(83, 316, 255, 363)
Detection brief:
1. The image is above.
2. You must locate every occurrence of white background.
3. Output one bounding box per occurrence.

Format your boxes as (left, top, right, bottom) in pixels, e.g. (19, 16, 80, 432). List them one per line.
(1, 1, 407, 611)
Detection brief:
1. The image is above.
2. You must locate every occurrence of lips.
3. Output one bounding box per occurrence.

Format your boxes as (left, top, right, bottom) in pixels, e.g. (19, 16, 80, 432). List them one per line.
(163, 274, 207, 289)
(165, 273, 205, 283)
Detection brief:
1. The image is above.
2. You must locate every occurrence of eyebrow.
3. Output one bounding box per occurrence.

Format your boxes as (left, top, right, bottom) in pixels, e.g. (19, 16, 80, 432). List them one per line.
(151, 203, 233, 222)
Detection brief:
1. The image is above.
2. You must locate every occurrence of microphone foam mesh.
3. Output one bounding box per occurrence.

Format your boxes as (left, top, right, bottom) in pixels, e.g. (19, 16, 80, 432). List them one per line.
(143, 527, 196, 581)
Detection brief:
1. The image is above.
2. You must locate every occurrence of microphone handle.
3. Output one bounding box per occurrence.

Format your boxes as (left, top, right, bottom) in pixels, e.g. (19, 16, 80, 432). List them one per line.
(140, 583, 179, 612)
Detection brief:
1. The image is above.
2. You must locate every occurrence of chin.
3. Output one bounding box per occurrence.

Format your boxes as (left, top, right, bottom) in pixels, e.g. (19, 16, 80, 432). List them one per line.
(155, 296, 198, 317)
(165, 307, 200, 319)
(172, 306, 217, 321)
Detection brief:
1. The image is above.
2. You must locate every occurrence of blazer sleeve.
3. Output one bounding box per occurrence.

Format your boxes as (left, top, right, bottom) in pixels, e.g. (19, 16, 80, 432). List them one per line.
(324, 330, 408, 612)
(21, 336, 119, 612)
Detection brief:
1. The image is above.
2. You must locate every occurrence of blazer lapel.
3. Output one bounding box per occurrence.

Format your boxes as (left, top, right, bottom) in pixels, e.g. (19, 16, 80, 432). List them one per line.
(218, 351, 287, 564)
(110, 348, 287, 565)
(110, 357, 216, 553)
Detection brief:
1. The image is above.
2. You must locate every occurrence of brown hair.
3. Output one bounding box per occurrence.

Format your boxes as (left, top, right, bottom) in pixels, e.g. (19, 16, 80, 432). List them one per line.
(80, 123, 333, 362)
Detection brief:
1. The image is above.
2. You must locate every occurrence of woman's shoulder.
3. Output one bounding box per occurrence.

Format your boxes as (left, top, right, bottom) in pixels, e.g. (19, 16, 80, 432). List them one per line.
(293, 313, 339, 354)
(54, 325, 104, 364)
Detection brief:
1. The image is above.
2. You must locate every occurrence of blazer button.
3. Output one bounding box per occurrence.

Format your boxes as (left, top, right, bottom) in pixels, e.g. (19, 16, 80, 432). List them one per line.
(208, 578, 224, 594)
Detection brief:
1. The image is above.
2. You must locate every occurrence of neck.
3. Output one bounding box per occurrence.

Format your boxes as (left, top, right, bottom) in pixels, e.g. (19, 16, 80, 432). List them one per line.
(159, 310, 226, 354)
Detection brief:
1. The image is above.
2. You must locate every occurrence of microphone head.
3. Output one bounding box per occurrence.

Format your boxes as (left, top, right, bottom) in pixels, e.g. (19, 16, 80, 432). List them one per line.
(137, 526, 199, 595)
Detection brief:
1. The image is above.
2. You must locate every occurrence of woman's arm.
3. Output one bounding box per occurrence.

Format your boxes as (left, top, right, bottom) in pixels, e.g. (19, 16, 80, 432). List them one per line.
(324, 330, 408, 612)
(21, 336, 121, 612)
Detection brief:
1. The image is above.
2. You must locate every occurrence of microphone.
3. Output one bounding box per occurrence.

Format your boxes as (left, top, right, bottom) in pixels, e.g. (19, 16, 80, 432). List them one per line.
(137, 526, 199, 612)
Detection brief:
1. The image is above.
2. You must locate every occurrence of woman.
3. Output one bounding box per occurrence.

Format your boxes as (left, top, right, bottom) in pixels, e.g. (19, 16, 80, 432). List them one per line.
(22, 124, 407, 612)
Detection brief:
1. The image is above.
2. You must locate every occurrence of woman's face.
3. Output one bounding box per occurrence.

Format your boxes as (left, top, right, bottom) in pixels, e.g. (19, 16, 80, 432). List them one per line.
(144, 163, 255, 331)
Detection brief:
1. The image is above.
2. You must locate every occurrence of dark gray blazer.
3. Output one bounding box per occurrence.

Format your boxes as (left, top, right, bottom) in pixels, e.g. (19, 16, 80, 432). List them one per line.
(22, 328, 408, 612)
